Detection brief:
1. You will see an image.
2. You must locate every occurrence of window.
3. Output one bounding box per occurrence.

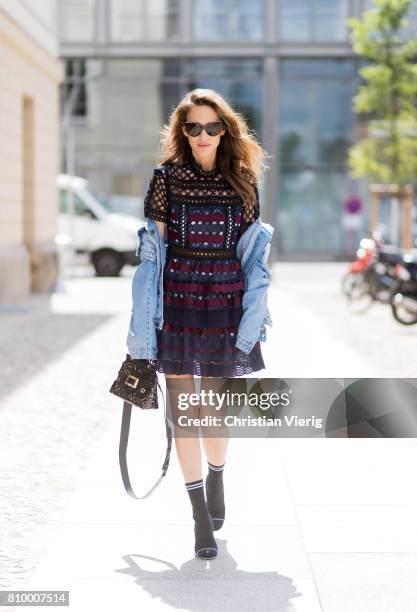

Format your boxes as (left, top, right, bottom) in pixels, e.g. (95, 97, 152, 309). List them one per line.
(59, 190, 95, 217)
(60, 59, 88, 117)
(278, 0, 348, 42)
(279, 59, 356, 169)
(192, 0, 264, 41)
(58, 0, 95, 42)
(110, 0, 179, 41)
(278, 59, 359, 254)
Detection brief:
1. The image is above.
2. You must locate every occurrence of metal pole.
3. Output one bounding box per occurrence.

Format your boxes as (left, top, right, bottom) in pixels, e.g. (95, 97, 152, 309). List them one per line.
(60, 59, 83, 276)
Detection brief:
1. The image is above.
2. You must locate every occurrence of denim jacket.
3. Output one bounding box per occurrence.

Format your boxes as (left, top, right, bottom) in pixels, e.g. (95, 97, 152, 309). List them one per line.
(235, 217, 274, 354)
(126, 217, 274, 359)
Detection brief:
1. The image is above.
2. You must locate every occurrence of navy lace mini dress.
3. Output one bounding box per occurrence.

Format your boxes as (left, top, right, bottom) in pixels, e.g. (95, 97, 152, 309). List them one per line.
(143, 156, 265, 377)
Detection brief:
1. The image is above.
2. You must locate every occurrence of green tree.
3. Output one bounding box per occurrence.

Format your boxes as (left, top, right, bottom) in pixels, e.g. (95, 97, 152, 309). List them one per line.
(347, 0, 417, 186)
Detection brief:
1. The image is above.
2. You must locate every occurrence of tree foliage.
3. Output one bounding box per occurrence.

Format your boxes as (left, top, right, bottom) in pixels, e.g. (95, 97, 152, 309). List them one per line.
(347, 0, 417, 185)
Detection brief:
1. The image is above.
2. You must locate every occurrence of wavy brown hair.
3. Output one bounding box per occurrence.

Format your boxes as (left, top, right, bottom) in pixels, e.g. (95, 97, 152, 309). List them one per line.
(156, 88, 270, 213)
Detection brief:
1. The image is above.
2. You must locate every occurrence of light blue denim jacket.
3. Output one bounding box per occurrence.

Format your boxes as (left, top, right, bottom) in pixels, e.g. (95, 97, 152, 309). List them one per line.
(126, 217, 274, 359)
(235, 217, 274, 354)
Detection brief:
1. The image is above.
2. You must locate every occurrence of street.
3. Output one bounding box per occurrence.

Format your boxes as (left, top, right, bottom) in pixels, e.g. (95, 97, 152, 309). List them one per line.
(1, 262, 417, 611)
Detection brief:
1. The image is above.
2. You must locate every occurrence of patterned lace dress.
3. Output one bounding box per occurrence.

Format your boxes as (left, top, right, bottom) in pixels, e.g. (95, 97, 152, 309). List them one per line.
(143, 155, 265, 377)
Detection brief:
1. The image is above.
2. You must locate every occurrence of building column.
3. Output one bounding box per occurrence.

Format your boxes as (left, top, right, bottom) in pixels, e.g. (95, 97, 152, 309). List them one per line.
(263, 54, 279, 262)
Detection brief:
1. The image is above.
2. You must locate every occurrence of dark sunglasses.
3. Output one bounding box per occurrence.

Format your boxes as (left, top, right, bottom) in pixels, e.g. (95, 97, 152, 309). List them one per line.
(183, 121, 223, 137)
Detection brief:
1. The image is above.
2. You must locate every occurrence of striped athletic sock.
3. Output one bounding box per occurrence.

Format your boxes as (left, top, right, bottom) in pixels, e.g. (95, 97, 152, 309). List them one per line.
(205, 461, 225, 531)
(185, 478, 218, 559)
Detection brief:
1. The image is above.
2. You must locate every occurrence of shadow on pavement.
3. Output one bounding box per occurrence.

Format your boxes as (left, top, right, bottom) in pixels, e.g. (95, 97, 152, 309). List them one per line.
(116, 538, 300, 611)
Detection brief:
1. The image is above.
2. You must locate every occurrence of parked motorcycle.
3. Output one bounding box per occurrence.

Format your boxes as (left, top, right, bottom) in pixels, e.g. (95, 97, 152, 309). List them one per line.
(389, 251, 417, 325)
(341, 236, 375, 304)
(342, 232, 404, 310)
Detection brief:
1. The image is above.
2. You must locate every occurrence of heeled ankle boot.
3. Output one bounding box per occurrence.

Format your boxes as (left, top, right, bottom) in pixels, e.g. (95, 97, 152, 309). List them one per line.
(185, 478, 218, 559)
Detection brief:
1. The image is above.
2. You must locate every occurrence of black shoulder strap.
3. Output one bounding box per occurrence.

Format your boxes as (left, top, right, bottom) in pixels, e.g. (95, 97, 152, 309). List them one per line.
(118, 379, 173, 499)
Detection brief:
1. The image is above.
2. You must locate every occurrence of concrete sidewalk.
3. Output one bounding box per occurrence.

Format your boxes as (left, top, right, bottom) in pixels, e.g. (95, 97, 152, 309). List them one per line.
(24, 417, 417, 612)
(24, 414, 321, 611)
(2, 265, 417, 611)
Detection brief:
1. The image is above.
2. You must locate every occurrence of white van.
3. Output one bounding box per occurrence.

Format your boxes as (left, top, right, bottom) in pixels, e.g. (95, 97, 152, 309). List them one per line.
(56, 174, 142, 276)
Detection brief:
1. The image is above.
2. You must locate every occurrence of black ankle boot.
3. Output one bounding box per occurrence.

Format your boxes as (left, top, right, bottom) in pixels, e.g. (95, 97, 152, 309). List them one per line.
(205, 462, 225, 531)
(185, 479, 218, 559)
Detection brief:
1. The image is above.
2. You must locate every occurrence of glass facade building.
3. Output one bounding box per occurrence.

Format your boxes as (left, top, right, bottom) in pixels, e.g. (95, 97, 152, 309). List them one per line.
(57, 0, 416, 259)
(278, 58, 358, 253)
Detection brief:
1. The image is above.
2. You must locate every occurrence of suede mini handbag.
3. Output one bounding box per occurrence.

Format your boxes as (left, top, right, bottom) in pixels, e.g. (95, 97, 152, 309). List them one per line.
(109, 354, 172, 499)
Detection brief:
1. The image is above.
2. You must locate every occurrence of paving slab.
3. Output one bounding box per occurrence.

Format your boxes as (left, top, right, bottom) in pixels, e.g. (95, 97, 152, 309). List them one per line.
(25, 427, 323, 612)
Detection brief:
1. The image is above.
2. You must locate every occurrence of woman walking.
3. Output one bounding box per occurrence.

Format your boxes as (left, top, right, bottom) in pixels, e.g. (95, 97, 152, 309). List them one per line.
(142, 88, 269, 559)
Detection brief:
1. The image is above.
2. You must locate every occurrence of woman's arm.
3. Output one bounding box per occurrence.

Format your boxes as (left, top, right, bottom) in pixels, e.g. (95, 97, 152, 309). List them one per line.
(154, 220, 166, 241)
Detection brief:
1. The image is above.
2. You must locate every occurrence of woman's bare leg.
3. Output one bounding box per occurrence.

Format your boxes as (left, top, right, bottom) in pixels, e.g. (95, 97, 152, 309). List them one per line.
(166, 373, 218, 558)
(165, 374, 201, 483)
(199, 376, 230, 465)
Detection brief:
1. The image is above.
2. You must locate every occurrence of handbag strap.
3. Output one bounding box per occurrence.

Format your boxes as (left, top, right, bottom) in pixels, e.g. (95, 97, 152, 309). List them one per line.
(118, 377, 173, 499)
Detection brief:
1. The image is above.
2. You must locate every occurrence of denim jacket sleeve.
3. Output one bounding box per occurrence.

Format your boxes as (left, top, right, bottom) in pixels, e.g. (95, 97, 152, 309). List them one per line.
(235, 242, 273, 355)
(126, 259, 158, 359)
(125, 224, 160, 359)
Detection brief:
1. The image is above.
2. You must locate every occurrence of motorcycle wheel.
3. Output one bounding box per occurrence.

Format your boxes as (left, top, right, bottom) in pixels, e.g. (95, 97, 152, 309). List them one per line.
(343, 272, 373, 312)
(342, 272, 365, 299)
(390, 292, 417, 325)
